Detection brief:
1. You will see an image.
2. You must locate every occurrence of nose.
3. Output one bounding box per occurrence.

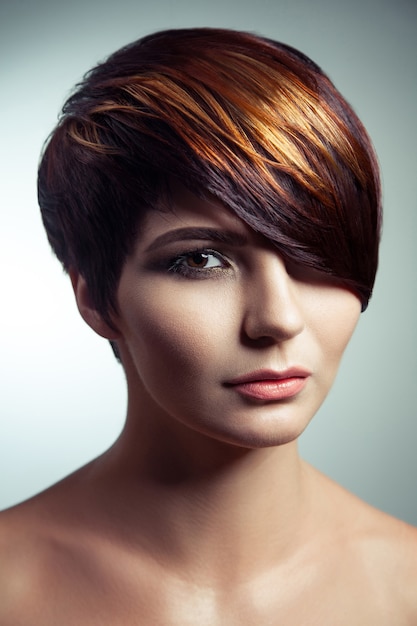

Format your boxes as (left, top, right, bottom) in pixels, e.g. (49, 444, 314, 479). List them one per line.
(242, 252, 305, 345)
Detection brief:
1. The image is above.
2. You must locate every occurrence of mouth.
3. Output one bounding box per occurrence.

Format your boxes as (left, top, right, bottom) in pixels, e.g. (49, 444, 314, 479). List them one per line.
(224, 368, 311, 402)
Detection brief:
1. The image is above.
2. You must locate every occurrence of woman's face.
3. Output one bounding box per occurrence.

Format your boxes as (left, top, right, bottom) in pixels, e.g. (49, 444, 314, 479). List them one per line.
(114, 185, 361, 449)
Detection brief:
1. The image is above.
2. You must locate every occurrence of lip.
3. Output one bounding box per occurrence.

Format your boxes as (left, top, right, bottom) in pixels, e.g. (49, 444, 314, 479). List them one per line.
(224, 368, 311, 402)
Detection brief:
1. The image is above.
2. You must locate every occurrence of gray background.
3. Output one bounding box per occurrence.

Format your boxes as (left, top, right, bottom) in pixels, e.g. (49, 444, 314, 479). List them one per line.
(1, 0, 416, 524)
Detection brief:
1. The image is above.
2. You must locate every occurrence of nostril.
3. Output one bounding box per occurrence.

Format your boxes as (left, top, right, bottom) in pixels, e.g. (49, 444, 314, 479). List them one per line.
(240, 330, 280, 348)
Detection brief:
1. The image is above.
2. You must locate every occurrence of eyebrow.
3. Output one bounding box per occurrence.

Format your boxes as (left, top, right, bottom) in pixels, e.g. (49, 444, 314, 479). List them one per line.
(144, 227, 249, 252)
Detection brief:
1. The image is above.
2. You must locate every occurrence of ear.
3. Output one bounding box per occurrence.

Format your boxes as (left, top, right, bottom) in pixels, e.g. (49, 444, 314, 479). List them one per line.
(69, 270, 120, 340)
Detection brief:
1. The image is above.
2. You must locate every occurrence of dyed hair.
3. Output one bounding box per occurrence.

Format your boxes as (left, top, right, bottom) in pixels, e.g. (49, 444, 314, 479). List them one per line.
(38, 27, 381, 324)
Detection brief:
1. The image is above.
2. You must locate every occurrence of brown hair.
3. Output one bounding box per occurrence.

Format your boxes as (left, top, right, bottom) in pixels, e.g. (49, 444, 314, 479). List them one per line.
(38, 27, 381, 323)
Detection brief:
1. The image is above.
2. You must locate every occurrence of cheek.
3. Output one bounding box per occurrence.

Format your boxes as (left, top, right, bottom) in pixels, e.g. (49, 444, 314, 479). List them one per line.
(313, 291, 361, 367)
(119, 283, 237, 375)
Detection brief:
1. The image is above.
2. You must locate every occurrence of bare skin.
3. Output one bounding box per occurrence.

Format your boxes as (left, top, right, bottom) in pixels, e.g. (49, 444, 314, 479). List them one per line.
(1, 188, 416, 624)
(1, 447, 416, 625)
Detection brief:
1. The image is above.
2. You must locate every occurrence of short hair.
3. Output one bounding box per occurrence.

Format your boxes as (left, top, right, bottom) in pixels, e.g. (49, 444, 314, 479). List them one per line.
(38, 27, 381, 323)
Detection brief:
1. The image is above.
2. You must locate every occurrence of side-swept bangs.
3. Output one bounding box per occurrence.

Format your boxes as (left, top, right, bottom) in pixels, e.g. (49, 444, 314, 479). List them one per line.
(38, 27, 381, 319)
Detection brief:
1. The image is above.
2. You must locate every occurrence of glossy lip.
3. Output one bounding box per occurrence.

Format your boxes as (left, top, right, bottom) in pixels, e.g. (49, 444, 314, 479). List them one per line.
(224, 368, 311, 402)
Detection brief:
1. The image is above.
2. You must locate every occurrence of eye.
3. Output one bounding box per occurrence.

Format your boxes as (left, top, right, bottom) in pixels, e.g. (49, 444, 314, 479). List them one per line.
(168, 249, 229, 278)
(183, 252, 222, 269)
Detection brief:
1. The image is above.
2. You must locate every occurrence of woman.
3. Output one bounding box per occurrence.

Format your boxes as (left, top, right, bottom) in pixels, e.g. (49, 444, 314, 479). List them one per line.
(1, 28, 416, 624)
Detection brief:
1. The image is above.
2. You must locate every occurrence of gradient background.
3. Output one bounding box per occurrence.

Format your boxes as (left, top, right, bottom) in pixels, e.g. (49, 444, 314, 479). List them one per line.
(1, 0, 416, 524)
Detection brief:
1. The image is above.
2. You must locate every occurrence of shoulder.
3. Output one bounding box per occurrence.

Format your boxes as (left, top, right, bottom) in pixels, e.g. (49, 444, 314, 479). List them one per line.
(356, 509, 417, 622)
(321, 469, 417, 621)
(0, 477, 104, 625)
(0, 495, 164, 626)
(0, 503, 51, 625)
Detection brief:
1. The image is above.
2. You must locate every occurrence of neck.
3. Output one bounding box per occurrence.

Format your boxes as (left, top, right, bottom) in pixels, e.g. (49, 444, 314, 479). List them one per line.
(93, 400, 313, 584)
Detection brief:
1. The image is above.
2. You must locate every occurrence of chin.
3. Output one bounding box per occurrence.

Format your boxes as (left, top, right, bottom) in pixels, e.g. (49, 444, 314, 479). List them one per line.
(191, 415, 309, 451)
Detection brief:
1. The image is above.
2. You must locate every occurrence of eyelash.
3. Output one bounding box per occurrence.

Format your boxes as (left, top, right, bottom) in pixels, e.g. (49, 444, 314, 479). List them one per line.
(167, 248, 230, 278)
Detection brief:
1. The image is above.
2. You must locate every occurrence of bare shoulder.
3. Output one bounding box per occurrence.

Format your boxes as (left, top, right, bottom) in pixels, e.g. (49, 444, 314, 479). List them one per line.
(346, 508, 417, 625)
(307, 464, 417, 623)
(0, 499, 53, 625)
(0, 472, 160, 626)
(0, 472, 108, 625)
(357, 504, 417, 620)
